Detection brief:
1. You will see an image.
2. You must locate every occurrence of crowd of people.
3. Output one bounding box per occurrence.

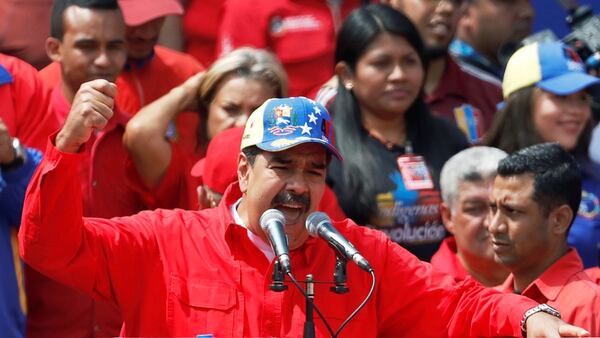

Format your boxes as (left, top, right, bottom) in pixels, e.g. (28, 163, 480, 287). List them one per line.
(1, 0, 599, 337)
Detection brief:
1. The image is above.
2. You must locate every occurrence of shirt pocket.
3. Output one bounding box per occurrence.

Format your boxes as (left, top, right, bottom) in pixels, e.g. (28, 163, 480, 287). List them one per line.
(167, 274, 239, 337)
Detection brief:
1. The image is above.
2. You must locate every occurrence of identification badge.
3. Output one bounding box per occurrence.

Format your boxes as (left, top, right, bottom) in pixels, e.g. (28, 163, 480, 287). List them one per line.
(397, 155, 434, 190)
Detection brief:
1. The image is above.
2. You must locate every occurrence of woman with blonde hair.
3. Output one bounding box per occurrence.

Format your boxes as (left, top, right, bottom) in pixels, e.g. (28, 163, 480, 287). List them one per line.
(124, 47, 287, 209)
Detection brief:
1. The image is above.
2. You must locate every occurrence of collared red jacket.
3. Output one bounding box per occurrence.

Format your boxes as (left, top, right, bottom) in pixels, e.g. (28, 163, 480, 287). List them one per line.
(20, 138, 538, 337)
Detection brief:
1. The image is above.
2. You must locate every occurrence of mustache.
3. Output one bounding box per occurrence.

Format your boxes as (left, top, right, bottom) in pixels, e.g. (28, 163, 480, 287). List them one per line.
(271, 191, 310, 210)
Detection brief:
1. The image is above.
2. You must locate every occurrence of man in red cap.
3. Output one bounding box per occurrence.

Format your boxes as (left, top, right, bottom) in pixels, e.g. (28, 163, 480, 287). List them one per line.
(39, 0, 203, 155)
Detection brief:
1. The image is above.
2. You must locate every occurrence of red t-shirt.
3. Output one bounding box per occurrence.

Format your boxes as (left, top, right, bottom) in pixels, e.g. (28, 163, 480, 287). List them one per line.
(0, 53, 58, 150)
(217, 0, 361, 98)
(497, 249, 600, 335)
(20, 142, 538, 336)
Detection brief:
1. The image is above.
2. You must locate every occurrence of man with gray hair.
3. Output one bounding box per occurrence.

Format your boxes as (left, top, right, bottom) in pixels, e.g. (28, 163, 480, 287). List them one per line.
(431, 146, 509, 286)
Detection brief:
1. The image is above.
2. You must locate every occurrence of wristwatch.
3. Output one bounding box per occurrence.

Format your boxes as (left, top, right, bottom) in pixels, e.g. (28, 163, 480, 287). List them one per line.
(1, 137, 26, 171)
(520, 303, 561, 337)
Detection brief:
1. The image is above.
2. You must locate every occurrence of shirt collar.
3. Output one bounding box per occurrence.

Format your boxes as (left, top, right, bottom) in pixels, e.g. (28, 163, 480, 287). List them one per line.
(500, 249, 585, 301)
(230, 197, 275, 261)
(123, 49, 156, 72)
(426, 54, 465, 103)
(449, 39, 503, 79)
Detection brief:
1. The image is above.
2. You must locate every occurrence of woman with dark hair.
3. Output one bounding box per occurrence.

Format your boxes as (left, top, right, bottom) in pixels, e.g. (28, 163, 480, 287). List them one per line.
(328, 4, 468, 261)
(484, 41, 600, 268)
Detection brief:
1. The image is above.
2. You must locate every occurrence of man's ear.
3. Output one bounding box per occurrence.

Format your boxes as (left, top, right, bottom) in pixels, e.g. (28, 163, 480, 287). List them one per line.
(46, 37, 62, 62)
(440, 203, 456, 234)
(549, 204, 574, 236)
(335, 61, 354, 91)
(237, 152, 251, 194)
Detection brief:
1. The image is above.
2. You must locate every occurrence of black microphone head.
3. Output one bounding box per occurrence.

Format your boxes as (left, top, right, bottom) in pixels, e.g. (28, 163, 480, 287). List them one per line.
(305, 211, 330, 237)
(260, 209, 286, 232)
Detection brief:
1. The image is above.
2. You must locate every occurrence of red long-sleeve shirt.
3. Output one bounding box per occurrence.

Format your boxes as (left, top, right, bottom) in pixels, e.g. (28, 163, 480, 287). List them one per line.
(497, 249, 600, 335)
(19, 139, 538, 337)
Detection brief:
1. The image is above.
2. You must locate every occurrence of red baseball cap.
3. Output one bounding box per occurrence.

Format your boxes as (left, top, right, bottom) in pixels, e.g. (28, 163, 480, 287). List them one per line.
(191, 127, 244, 195)
(118, 0, 183, 26)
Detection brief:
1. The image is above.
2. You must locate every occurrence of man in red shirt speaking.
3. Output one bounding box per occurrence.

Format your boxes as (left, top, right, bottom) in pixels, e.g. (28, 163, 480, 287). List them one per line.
(19, 89, 590, 337)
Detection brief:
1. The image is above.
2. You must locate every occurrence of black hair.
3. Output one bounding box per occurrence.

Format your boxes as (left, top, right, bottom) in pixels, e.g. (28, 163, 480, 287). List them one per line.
(242, 146, 262, 166)
(497, 142, 581, 226)
(51, 0, 119, 40)
(330, 3, 433, 219)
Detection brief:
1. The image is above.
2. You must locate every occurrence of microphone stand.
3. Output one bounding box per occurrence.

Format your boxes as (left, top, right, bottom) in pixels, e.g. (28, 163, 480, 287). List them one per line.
(303, 274, 315, 338)
(270, 260, 288, 292)
(330, 255, 349, 294)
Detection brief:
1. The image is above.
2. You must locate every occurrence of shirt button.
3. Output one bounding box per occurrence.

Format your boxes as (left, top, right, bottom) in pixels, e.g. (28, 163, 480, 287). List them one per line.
(92, 180, 98, 187)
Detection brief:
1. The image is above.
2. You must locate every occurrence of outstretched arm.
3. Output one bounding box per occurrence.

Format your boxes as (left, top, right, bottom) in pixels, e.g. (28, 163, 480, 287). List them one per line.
(525, 312, 590, 338)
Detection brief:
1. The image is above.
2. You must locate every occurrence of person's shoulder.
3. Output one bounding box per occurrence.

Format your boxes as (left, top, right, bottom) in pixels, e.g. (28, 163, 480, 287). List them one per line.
(130, 207, 221, 236)
(0, 53, 40, 82)
(428, 113, 468, 142)
(153, 46, 204, 72)
(336, 218, 391, 246)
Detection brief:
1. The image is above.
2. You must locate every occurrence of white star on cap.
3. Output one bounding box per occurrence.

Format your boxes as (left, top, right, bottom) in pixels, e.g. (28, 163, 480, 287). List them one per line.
(308, 113, 318, 124)
(300, 122, 312, 135)
(313, 105, 321, 115)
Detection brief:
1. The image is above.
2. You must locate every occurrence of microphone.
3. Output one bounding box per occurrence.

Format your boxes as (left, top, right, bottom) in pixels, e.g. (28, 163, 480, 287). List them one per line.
(260, 209, 292, 273)
(306, 212, 373, 273)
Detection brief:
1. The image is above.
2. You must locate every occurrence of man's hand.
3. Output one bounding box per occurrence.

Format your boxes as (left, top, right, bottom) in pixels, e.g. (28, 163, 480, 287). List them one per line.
(0, 118, 16, 164)
(526, 312, 590, 337)
(56, 79, 117, 153)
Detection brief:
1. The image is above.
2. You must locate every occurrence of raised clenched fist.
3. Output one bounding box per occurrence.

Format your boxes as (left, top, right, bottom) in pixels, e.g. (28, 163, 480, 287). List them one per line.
(55, 79, 117, 153)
